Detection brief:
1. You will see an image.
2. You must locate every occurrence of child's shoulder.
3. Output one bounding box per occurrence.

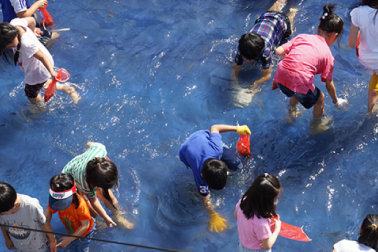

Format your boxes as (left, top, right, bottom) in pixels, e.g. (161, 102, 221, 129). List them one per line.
(18, 194, 42, 209)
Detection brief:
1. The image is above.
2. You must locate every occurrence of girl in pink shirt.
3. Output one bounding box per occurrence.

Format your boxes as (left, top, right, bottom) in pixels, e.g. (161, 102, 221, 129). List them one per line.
(274, 5, 347, 124)
(234, 174, 281, 252)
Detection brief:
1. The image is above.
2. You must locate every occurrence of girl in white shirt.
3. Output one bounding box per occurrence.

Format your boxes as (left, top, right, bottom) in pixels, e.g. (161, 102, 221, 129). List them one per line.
(333, 214, 378, 252)
(0, 17, 79, 107)
(348, 0, 378, 113)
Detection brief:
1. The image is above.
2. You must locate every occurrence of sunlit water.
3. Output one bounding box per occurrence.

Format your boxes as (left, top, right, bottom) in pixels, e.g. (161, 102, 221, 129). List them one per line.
(1, 0, 377, 251)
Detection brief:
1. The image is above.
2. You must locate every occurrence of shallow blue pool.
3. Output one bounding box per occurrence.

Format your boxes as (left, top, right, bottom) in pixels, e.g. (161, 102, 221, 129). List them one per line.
(1, 0, 377, 251)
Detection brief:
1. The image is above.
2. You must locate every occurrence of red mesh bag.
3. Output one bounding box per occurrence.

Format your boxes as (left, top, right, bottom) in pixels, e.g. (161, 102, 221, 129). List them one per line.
(44, 69, 70, 103)
(236, 134, 250, 156)
(38, 3, 54, 27)
(270, 216, 311, 242)
(356, 33, 361, 57)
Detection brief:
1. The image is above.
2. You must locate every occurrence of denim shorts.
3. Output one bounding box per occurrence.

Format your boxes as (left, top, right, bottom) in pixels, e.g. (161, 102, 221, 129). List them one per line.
(64, 219, 96, 252)
(238, 241, 272, 252)
(278, 83, 321, 109)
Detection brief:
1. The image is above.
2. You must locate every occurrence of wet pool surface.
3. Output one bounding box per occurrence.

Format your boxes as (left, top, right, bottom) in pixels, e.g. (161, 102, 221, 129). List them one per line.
(1, 0, 378, 251)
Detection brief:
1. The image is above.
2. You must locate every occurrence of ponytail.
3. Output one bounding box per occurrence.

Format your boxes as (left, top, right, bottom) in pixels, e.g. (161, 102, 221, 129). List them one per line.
(358, 214, 378, 251)
(13, 33, 21, 66)
(319, 4, 344, 35)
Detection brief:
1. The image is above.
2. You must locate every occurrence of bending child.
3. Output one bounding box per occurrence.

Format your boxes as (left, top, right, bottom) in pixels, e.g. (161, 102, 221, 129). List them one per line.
(179, 124, 251, 233)
(332, 214, 378, 252)
(231, 0, 298, 90)
(274, 5, 347, 132)
(348, 0, 378, 114)
(46, 173, 95, 251)
(0, 182, 56, 252)
(234, 174, 282, 252)
(0, 18, 79, 109)
(62, 142, 134, 229)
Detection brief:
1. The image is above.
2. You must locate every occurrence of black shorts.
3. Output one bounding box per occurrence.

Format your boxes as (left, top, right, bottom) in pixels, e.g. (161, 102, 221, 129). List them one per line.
(267, 11, 292, 45)
(35, 20, 52, 46)
(278, 83, 322, 109)
(25, 82, 45, 98)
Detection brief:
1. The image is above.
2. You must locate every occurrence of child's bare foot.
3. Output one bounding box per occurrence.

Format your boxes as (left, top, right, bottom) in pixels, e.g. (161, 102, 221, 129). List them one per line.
(287, 8, 298, 33)
(113, 214, 134, 229)
(66, 87, 81, 104)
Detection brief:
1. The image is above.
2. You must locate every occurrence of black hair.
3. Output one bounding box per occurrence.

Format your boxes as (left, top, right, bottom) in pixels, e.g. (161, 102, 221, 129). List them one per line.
(0, 182, 17, 213)
(240, 174, 281, 219)
(318, 4, 344, 36)
(0, 22, 21, 65)
(50, 173, 80, 209)
(86, 157, 119, 209)
(201, 158, 228, 190)
(358, 214, 378, 251)
(357, 0, 378, 22)
(238, 33, 265, 61)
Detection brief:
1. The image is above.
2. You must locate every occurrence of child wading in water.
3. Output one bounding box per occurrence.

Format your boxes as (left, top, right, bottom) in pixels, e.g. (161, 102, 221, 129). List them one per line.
(332, 214, 378, 252)
(45, 173, 96, 251)
(234, 174, 282, 252)
(62, 142, 134, 229)
(0, 18, 79, 111)
(348, 0, 378, 114)
(231, 0, 298, 91)
(274, 5, 347, 133)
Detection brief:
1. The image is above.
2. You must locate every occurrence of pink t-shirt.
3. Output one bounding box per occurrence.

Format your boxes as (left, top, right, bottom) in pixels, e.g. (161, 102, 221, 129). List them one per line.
(274, 34, 334, 94)
(235, 199, 272, 249)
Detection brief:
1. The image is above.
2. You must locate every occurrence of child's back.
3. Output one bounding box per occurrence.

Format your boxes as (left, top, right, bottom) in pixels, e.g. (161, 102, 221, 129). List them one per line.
(0, 194, 49, 252)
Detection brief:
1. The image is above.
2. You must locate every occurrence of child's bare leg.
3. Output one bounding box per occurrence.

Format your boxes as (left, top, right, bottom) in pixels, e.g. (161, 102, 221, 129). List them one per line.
(287, 8, 298, 33)
(97, 188, 134, 229)
(28, 94, 42, 104)
(268, 0, 287, 12)
(312, 92, 325, 117)
(368, 89, 378, 113)
(55, 83, 80, 104)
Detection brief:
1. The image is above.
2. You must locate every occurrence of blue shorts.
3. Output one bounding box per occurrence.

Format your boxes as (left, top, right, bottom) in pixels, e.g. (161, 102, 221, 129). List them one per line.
(238, 241, 272, 252)
(64, 219, 96, 252)
(278, 83, 321, 109)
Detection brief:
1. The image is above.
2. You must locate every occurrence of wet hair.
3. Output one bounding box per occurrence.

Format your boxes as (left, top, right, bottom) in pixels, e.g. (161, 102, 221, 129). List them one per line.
(357, 0, 378, 22)
(201, 158, 228, 190)
(240, 174, 281, 219)
(0, 22, 21, 65)
(238, 33, 265, 61)
(86, 157, 119, 209)
(318, 4, 344, 36)
(358, 214, 378, 251)
(50, 173, 80, 209)
(0, 182, 17, 213)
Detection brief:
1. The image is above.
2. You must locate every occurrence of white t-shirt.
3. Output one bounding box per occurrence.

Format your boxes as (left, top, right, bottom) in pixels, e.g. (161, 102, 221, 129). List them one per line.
(9, 18, 54, 85)
(10, 0, 28, 14)
(334, 240, 375, 252)
(351, 6, 378, 73)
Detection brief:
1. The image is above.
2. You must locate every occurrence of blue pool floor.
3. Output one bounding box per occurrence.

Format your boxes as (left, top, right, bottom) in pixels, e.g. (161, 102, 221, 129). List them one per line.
(1, 0, 378, 251)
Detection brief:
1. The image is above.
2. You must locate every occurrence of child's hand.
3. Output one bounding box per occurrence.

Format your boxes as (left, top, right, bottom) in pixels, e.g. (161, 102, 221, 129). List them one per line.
(5, 238, 14, 250)
(105, 216, 117, 228)
(274, 219, 282, 233)
(56, 237, 73, 248)
(49, 238, 58, 252)
(236, 125, 251, 135)
(37, 0, 47, 9)
(34, 28, 43, 37)
(335, 98, 348, 110)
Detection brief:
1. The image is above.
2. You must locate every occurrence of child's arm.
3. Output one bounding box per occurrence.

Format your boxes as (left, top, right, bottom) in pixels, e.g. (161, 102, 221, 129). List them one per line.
(230, 62, 243, 85)
(233, 209, 237, 218)
(275, 46, 285, 56)
(86, 142, 94, 149)
(325, 79, 338, 104)
(348, 23, 359, 48)
(210, 124, 251, 135)
(89, 197, 116, 227)
(33, 49, 56, 78)
(0, 226, 14, 250)
(56, 219, 90, 248)
(16, 0, 47, 18)
(253, 67, 272, 88)
(44, 209, 57, 252)
(261, 220, 281, 250)
(200, 194, 227, 233)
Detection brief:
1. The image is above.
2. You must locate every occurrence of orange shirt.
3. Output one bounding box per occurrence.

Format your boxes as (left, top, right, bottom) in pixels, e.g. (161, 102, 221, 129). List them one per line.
(48, 194, 94, 237)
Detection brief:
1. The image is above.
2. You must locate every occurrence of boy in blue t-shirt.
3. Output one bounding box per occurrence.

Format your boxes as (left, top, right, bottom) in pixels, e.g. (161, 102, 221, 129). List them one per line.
(179, 124, 251, 233)
(231, 0, 298, 90)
